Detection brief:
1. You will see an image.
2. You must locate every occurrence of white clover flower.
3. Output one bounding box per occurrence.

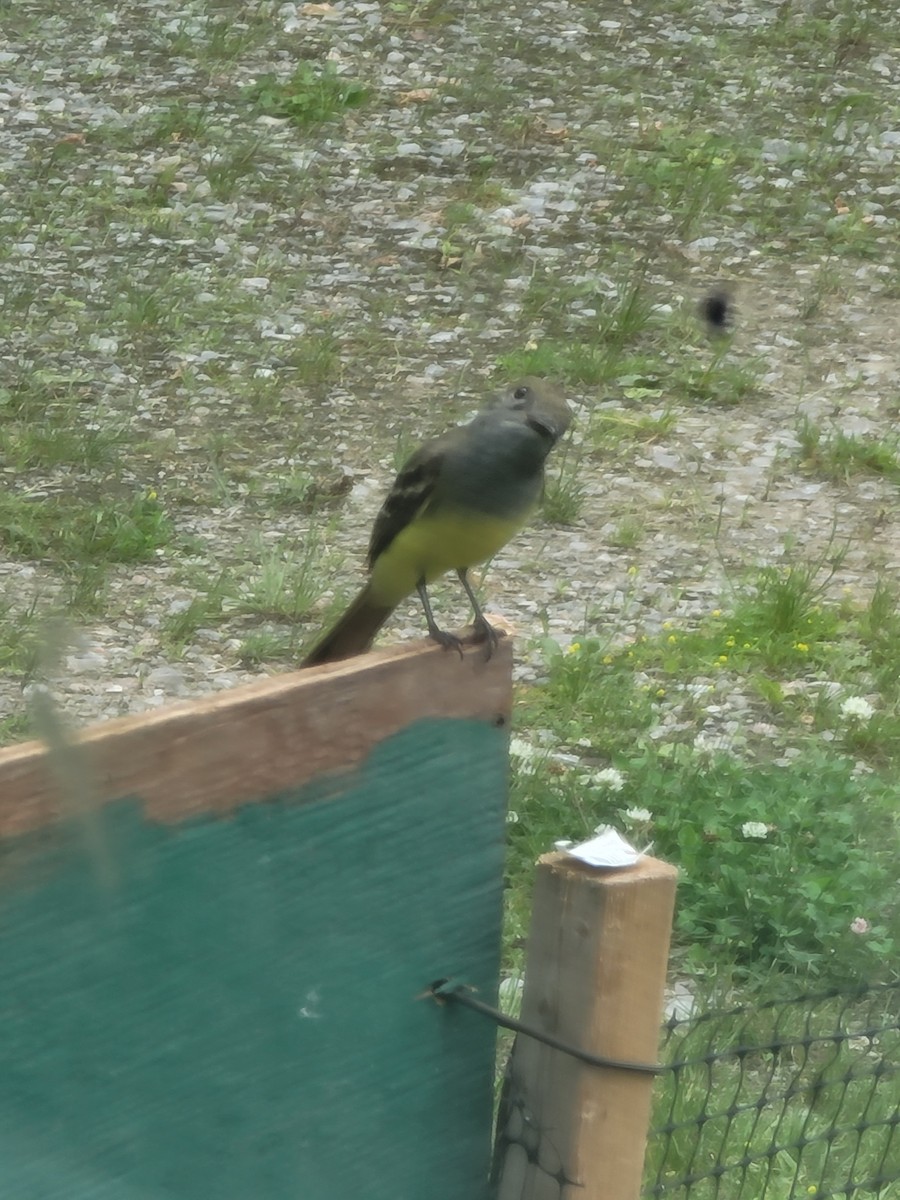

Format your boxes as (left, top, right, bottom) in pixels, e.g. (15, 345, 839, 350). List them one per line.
(625, 806, 652, 823)
(741, 821, 769, 840)
(840, 696, 875, 721)
(509, 737, 540, 774)
(850, 916, 871, 935)
(591, 767, 625, 792)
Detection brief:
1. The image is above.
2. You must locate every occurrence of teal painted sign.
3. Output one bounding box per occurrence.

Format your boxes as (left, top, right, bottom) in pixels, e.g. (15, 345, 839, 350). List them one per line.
(0, 718, 507, 1199)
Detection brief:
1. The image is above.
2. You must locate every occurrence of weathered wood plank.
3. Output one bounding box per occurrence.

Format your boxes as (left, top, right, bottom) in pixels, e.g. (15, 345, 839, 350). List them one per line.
(0, 638, 513, 834)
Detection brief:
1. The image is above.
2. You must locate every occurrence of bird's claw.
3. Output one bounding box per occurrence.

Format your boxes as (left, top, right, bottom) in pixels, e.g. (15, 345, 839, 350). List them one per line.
(469, 618, 499, 660)
(429, 627, 465, 658)
(429, 620, 499, 661)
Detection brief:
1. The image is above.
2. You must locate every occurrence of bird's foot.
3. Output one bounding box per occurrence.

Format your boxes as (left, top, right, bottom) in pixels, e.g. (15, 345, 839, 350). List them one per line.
(428, 626, 465, 658)
(468, 617, 499, 661)
(428, 620, 501, 661)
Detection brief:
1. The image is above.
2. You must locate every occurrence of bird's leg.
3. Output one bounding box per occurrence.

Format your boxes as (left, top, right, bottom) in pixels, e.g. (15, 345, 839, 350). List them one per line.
(457, 568, 499, 659)
(416, 580, 464, 657)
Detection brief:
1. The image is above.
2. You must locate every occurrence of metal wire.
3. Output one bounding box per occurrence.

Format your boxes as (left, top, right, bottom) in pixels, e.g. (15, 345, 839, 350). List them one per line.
(431, 977, 663, 1074)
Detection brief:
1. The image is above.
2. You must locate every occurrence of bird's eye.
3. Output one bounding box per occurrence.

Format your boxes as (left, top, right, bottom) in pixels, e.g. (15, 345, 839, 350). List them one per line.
(513, 385, 529, 400)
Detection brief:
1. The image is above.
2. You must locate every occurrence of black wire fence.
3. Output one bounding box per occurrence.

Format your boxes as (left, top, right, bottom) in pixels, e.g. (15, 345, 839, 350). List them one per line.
(644, 982, 900, 1199)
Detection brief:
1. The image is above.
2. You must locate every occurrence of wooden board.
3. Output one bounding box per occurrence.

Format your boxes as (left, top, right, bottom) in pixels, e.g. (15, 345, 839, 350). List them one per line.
(0, 641, 513, 1200)
(0, 639, 513, 833)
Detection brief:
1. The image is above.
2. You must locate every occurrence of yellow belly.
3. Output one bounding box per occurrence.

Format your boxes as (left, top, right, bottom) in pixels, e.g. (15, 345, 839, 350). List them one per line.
(368, 507, 531, 607)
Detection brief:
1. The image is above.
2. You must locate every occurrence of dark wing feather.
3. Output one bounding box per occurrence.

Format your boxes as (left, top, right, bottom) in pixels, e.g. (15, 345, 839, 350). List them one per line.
(366, 436, 448, 567)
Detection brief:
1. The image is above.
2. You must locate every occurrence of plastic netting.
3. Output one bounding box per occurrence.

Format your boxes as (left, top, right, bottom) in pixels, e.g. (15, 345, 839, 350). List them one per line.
(644, 982, 900, 1199)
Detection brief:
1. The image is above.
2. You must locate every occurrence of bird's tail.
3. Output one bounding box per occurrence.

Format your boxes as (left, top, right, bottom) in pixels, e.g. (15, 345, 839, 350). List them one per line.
(301, 586, 395, 667)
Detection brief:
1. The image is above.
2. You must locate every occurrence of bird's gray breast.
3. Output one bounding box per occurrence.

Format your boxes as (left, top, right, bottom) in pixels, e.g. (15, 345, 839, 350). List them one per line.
(436, 418, 547, 518)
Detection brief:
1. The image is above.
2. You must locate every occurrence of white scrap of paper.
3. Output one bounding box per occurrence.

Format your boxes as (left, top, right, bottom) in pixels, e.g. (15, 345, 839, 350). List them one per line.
(554, 826, 644, 869)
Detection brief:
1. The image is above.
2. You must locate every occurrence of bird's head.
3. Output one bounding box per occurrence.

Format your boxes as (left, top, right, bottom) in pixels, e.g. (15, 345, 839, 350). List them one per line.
(502, 376, 572, 444)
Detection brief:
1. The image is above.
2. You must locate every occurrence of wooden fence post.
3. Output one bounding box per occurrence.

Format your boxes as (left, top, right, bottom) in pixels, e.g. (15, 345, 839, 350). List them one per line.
(493, 852, 677, 1200)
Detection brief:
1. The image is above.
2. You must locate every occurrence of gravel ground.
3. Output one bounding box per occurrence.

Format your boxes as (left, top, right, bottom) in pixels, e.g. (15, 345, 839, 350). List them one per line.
(1, 0, 899, 739)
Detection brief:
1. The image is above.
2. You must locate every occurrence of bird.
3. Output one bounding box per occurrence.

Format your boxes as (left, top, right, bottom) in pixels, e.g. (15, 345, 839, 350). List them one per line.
(301, 377, 571, 667)
(699, 287, 734, 336)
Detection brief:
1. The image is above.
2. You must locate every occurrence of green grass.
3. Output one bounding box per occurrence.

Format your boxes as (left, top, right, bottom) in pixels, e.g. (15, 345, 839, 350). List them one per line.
(237, 627, 303, 667)
(238, 535, 335, 623)
(508, 561, 900, 987)
(0, 599, 42, 678)
(797, 417, 900, 485)
(0, 492, 174, 565)
(161, 573, 232, 651)
(159, 533, 339, 654)
(540, 433, 585, 524)
(619, 126, 751, 240)
(243, 62, 369, 126)
(498, 277, 761, 406)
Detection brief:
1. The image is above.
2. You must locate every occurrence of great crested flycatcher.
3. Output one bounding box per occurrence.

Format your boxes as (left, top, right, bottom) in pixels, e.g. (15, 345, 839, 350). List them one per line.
(301, 376, 571, 666)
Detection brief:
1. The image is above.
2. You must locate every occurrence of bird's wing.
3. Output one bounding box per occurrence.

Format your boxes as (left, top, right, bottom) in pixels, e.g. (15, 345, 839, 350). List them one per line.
(366, 434, 451, 567)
